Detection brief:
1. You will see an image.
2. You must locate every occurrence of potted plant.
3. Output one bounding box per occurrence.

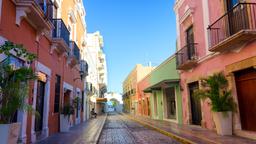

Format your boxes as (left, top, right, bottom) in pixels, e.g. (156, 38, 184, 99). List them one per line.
(0, 41, 37, 143)
(194, 72, 236, 135)
(60, 104, 74, 132)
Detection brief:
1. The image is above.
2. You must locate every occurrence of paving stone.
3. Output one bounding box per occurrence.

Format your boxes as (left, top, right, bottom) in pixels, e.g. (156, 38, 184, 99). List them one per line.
(36, 114, 107, 144)
(98, 113, 180, 144)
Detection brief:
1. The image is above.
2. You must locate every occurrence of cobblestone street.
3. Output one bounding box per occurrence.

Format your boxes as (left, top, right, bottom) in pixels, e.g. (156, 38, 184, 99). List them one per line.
(98, 113, 180, 144)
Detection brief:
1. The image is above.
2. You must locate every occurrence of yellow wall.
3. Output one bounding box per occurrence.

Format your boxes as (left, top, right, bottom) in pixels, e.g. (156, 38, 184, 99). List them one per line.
(60, 0, 86, 50)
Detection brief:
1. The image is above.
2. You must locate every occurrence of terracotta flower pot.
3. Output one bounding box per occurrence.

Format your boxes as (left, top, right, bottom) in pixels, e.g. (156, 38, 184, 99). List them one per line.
(213, 111, 232, 135)
(0, 123, 21, 144)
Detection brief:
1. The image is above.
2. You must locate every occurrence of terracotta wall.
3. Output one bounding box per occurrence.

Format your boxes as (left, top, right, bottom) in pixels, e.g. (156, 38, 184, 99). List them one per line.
(0, 0, 84, 142)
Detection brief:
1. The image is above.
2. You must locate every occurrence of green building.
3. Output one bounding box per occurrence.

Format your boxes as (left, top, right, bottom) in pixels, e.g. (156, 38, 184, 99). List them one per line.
(144, 55, 182, 124)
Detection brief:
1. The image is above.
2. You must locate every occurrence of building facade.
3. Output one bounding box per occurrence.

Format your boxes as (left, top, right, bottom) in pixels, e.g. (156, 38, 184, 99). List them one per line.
(122, 64, 154, 114)
(138, 56, 183, 124)
(0, 0, 88, 143)
(175, 0, 256, 139)
(84, 31, 108, 116)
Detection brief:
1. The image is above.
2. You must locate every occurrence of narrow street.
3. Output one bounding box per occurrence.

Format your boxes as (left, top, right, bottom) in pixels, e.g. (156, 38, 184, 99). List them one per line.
(98, 113, 180, 144)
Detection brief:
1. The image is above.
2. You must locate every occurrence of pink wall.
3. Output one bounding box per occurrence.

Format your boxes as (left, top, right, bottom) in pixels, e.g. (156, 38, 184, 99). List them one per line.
(137, 75, 151, 116)
(177, 0, 256, 130)
(178, 0, 206, 58)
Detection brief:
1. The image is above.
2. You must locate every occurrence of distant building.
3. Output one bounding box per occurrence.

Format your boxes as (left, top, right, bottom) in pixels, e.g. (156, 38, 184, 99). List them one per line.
(85, 31, 108, 116)
(122, 64, 155, 114)
(105, 92, 123, 113)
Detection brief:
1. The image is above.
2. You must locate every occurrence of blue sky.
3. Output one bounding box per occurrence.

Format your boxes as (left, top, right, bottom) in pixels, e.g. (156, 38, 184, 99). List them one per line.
(84, 0, 176, 93)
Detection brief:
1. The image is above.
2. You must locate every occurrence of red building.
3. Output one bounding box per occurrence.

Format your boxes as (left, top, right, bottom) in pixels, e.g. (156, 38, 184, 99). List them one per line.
(0, 0, 87, 143)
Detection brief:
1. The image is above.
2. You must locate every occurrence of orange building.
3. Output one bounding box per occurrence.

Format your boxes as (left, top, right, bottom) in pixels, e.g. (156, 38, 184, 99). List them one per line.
(0, 0, 87, 143)
(122, 64, 154, 114)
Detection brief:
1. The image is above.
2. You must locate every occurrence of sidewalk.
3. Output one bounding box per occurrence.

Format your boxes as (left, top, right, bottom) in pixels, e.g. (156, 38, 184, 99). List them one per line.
(123, 114, 256, 144)
(37, 114, 107, 144)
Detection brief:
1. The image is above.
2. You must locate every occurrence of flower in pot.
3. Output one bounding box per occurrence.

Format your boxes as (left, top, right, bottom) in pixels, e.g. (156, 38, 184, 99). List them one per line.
(60, 104, 74, 132)
(0, 41, 37, 143)
(194, 72, 236, 135)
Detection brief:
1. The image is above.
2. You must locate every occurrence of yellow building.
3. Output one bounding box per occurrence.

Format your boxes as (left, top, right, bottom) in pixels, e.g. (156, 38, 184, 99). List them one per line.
(61, 0, 86, 47)
(122, 64, 154, 114)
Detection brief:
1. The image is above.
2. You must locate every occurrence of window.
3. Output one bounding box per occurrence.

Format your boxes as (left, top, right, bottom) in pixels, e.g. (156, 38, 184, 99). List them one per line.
(186, 26, 195, 60)
(227, 0, 239, 10)
(81, 91, 84, 112)
(1, 55, 25, 69)
(54, 75, 61, 113)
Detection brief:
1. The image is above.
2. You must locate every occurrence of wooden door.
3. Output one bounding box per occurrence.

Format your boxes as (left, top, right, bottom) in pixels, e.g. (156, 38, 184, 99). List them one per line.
(189, 82, 202, 125)
(235, 68, 256, 131)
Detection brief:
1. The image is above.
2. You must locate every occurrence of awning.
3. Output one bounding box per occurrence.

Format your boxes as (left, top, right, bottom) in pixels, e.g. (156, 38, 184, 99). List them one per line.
(143, 79, 180, 93)
(96, 98, 108, 103)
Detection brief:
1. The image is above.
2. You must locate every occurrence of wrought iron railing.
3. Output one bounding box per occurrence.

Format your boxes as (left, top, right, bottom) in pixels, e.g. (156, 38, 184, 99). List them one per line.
(176, 43, 198, 68)
(80, 60, 88, 77)
(70, 41, 80, 61)
(208, 3, 256, 48)
(35, 0, 53, 20)
(52, 19, 70, 47)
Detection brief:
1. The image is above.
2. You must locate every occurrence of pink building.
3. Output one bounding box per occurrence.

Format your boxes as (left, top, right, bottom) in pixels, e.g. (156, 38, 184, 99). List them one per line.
(175, 0, 256, 140)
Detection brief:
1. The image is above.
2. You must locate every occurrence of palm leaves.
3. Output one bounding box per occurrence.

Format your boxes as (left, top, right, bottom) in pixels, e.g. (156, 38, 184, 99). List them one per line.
(0, 41, 37, 124)
(194, 73, 236, 112)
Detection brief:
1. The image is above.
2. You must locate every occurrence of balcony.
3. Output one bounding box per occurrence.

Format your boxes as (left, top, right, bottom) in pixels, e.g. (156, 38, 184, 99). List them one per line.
(12, 0, 53, 33)
(69, 41, 80, 66)
(51, 19, 70, 54)
(176, 43, 198, 70)
(208, 3, 256, 52)
(80, 60, 89, 78)
(86, 82, 93, 95)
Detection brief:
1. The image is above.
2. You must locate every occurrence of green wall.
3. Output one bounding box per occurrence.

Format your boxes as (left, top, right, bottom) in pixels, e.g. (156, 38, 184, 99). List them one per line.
(147, 56, 183, 124)
(149, 56, 179, 86)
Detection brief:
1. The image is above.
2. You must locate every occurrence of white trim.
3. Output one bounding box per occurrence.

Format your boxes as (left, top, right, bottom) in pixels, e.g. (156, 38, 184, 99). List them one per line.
(69, 10, 77, 24)
(176, 11, 181, 50)
(31, 61, 51, 142)
(174, 0, 185, 12)
(179, 6, 194, 24)
(63, 82, 73, 91)
(17, 109, 28, 143)
(202, 0, 211, 55)
(0, 36, 28, 142)
(162, 87, 178, 123)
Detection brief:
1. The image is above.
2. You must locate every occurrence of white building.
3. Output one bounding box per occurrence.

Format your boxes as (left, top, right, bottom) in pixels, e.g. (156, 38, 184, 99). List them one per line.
(104, 92, 123, 113)
(82, 31, 108, 118)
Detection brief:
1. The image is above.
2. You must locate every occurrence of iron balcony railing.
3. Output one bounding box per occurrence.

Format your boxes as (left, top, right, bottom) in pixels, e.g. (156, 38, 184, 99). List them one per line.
(80, 60, 89, 77)
(70, 41, 81, 61)
(176, 43, 198, 68)
(52, 19, 70, 47)
(35, 0, 53, 20)
(208, 3, 256, 48)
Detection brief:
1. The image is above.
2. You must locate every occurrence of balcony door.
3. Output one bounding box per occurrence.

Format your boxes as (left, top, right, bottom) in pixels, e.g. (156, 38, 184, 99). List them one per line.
(226, 0, 249, 35)
(186, 26, 195, 60)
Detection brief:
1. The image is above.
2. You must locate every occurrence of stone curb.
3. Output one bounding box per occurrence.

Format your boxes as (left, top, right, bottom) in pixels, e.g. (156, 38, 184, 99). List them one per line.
(95, 113, 108, 144)
(122, 113, 197, 144)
